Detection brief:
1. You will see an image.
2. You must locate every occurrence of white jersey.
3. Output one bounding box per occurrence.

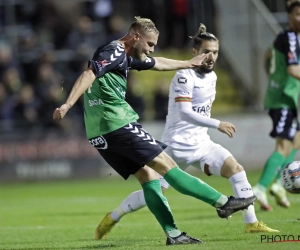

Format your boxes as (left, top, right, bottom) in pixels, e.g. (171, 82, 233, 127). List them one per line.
(161, 68, 217, 146)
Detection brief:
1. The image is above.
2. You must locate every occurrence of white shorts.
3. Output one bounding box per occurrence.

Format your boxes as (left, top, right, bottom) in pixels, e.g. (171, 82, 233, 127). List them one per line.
(159, 138, 232, 188)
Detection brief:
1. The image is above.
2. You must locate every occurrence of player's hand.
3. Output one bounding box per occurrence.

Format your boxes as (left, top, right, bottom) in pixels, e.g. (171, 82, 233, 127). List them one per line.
(190, 53, 212, 67)
(53, 103, 71, 120)
(218, 121, 236, 138)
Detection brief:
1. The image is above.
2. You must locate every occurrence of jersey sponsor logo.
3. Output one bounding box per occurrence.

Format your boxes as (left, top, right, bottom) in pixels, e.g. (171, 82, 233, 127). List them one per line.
(89, 99, 104, 106)
(192, 104, 211, 116)
(178, 76, 187, 84)
(89, 136, 108, 149)
(97, 60, 111, 67)
(95, 60, 112, 72)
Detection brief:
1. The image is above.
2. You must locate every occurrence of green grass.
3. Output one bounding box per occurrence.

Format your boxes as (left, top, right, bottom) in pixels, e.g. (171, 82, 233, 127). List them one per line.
(0, 170, 300, 250)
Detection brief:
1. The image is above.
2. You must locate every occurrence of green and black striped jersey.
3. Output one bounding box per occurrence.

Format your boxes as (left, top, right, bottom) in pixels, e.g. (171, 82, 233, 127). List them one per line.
(84, 41, 155, 138)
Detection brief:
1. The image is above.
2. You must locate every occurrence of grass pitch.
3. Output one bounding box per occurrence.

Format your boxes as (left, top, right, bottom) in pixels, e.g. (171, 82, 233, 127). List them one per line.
(0, 169, 300, 250)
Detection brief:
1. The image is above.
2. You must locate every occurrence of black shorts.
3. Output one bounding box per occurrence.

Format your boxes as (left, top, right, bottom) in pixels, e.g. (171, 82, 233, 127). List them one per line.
(268, 108, 300, 141)
(88, 122, 167, 179)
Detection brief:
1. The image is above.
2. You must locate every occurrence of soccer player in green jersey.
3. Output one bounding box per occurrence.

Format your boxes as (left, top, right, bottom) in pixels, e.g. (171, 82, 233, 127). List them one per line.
(93, 23, 278, 241)
(253, 0, 300, 211)
(53, 17, 255, 245)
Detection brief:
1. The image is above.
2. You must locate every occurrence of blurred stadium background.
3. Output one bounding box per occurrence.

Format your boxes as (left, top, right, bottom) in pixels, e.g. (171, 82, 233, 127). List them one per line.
(0, 0, 296, 182)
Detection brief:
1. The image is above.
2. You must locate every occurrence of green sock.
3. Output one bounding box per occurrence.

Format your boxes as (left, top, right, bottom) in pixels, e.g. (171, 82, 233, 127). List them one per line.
(164, 166, 224, 206)
(275, 148, 297, 180)
(142, 180, 180, 235)
(258, 151, 285, 188)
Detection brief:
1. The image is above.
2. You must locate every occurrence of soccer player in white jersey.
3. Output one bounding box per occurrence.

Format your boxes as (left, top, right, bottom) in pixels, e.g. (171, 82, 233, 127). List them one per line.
(94, 23, 278, 239)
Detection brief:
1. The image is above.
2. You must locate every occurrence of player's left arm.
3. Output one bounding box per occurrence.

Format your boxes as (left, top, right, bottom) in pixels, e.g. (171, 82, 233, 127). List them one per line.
(152, 53, 210, 71)
(53, 67, 96, 120)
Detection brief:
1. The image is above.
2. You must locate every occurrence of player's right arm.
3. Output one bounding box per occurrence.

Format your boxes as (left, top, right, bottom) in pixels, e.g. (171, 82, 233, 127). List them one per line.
(53, 42, 125, 120)
(53, 68, 96, 120)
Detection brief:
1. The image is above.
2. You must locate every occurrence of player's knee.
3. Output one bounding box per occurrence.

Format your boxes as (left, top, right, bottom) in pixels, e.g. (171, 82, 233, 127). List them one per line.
(221, 158, 244, 178)
(228, 163, 243, 175)
(293, 138, 300, 150)
(134, 166, 159, 184)
(147, 151, 177, 175)
(234, 164, 244, 173)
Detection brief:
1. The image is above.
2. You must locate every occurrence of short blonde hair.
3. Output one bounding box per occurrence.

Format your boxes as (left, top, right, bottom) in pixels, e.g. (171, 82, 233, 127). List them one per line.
(129, 16, 159, 35)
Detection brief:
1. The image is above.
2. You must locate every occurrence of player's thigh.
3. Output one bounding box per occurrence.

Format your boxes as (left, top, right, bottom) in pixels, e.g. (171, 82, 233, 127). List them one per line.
(275, 137, 294, 157)
(97, 147, 142, 180)
(193, 140, 232, 176)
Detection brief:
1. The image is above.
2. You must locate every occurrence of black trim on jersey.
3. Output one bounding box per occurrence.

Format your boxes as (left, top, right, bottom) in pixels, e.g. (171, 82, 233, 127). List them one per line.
(274, 30, 300, 66)
(89, 41, 126, 78)
(129, 56, 155, 71)
(88, 40, 156, 79)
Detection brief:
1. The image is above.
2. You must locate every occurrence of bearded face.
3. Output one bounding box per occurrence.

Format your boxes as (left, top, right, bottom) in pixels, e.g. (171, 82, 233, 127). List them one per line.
(196, 40, 219, 74)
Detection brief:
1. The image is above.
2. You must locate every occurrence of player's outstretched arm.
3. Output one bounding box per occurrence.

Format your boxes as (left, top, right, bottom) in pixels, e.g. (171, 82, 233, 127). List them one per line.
(218, 122, 236, 138)
(53, 68, 96, 120)
(152, 53, 210, 71)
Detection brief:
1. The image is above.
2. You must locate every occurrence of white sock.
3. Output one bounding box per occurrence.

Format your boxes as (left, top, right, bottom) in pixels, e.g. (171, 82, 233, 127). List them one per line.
(229, 171, 257, 224)
(110, 190, 146, 221)
(255, 183, 266, 192)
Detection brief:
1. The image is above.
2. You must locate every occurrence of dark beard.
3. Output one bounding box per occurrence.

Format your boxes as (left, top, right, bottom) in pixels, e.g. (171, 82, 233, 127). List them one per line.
(197, 66, 214, 74)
